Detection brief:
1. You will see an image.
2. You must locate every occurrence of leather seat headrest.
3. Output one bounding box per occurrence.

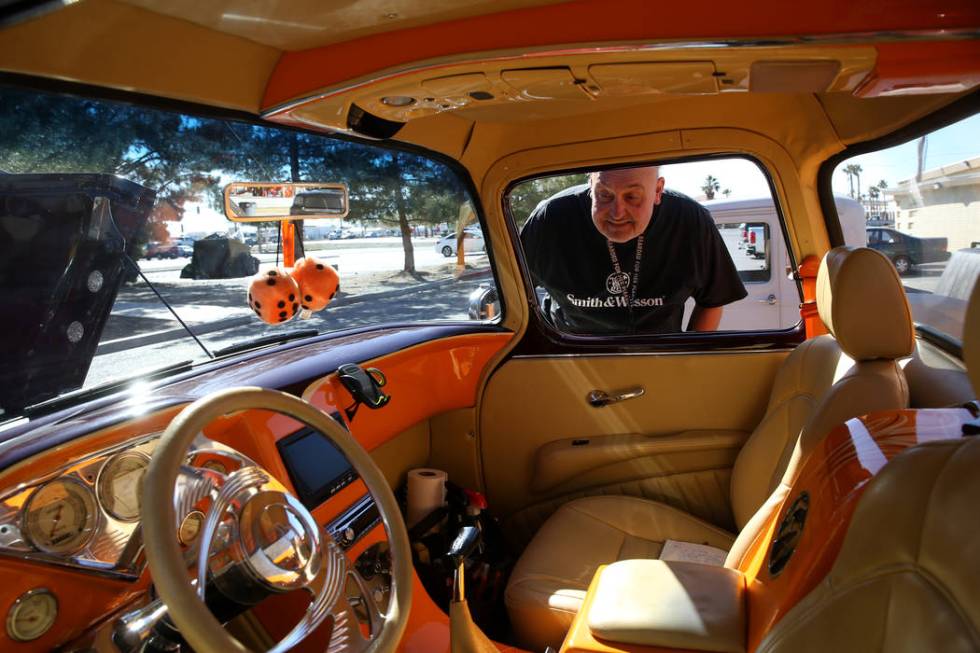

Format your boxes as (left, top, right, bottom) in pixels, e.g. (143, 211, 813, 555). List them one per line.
(817, 247, 914, 361)
(964, 276, 980, 397)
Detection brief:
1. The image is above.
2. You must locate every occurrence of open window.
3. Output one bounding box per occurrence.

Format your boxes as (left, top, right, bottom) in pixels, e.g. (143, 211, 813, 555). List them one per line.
(507, 157, 801, 335)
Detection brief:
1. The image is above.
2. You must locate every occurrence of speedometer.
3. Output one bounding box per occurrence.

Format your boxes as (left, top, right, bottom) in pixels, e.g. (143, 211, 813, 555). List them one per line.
(97, 451, 149, 522)
(23, 478, 98, 555)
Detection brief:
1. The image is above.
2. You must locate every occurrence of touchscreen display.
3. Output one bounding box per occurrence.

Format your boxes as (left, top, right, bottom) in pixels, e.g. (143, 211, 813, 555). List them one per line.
(277, 428, 357, 508)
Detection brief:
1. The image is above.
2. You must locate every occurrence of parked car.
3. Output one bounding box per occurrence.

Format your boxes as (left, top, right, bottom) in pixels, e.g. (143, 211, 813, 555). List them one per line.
(692, 196, 866, 331)
(289, 188, 345, 216)
(866, 227, 951, 275)
(144, 242, 182, 259)
(435, 229, 485, 257)
(0, 4, 977, 653)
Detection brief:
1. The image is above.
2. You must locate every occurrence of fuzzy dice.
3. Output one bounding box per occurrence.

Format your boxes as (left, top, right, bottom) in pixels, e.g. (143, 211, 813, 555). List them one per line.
(247, 268, 300, 324)
(291, 256, 340, 318)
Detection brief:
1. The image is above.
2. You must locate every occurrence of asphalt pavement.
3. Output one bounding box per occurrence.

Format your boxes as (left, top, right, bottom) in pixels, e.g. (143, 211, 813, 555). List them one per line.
(89, 237, 491, 388)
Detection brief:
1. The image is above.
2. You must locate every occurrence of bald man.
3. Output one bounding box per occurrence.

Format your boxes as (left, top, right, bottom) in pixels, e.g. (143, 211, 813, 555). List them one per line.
(520, 166, 746, 334)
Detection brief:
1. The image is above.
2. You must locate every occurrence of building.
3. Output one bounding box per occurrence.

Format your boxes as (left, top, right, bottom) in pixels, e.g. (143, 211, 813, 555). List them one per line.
(887, 156, 980, 251)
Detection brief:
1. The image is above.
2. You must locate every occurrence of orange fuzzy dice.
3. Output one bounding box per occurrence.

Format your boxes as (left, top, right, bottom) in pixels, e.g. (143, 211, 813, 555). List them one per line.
(291, 257, 340, 314)
(247, 268, 300, 324)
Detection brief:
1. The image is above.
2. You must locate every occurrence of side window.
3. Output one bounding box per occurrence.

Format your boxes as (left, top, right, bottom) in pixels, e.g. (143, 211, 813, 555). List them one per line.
(834, 113, 980, 342)
(507, 157, 799, 335)
(734, 222, 772, 283)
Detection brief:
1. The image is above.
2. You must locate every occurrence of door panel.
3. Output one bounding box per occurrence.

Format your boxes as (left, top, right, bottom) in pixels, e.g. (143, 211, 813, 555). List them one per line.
(480, 350, 786, 542)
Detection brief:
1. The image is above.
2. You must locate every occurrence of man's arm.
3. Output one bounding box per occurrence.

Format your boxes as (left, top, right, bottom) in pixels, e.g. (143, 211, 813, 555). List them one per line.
(688, 305, 723, 331)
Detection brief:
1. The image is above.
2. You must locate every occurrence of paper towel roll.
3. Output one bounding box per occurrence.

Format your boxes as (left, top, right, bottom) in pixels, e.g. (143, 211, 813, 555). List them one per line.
(407, 468, 447, 527)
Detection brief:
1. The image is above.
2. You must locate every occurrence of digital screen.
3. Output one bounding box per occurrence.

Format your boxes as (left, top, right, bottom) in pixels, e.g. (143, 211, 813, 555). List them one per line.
(277, 427, 356, 509)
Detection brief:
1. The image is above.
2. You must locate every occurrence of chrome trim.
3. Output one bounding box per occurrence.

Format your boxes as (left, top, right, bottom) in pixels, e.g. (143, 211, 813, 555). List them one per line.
(264, 29, 980, 117)
(112, 597, 169, 652)
(96, 450, 150, 522)
(327, 494, 379, 550)
(587, 386, 645, 407)
(6, 587, 57, 642)
(510, 346, 796, 359)
(0, 433, 259, 579)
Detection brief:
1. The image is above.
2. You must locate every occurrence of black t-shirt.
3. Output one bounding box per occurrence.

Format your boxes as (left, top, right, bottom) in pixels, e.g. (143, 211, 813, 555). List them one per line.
(520, 184, 747, 334)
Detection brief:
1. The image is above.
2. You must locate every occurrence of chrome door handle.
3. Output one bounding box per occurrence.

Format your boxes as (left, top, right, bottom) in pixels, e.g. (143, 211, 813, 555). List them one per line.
(757, 293, 777, 305)
(587, 386, 645, 408)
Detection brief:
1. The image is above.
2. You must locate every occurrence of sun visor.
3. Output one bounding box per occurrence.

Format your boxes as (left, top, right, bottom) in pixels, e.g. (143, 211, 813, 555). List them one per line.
(0, 174, 155, 413)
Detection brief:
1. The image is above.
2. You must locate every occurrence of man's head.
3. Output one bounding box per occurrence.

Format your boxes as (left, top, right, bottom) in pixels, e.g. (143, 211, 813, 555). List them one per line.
(590, 166, 665, 243)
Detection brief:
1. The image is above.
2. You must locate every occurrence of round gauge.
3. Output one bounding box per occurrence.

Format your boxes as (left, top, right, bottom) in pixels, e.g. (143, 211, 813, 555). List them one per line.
(178, 510, 205, 546)
(22, 478, 98, 555)
(97, 451, 150, 521)
(6, 588, 57, 642)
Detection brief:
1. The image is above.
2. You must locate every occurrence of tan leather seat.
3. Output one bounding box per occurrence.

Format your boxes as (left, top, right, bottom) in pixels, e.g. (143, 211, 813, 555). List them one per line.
(759, 279, 980, 652)
(505, 247, 915, 652)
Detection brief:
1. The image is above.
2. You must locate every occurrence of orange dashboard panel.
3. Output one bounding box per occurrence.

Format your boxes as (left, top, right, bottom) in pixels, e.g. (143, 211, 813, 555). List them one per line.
(304, 332, 510, 452)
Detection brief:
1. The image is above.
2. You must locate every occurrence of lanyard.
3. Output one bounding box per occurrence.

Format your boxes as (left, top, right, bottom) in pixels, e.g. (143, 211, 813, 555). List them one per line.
(605, 235, 645, 306)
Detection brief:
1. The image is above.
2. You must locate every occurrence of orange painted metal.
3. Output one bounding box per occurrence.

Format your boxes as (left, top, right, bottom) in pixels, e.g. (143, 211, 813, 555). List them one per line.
(0, 332, 512, 649)
(282, 220, 296, 268)
(0, 408, 184, 648)
(797, 255, 827, 339)
(854, 40, 980, 97)
(262, 0, 980, 109)
(742, 407, 974, 650)
(305, 333, 511, 453)
(0, 558, 148, 651)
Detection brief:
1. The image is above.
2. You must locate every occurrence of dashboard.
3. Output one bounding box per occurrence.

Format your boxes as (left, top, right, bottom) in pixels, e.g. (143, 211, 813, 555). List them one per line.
(0, 435, 251, 579)
(0, 328, 511, 650)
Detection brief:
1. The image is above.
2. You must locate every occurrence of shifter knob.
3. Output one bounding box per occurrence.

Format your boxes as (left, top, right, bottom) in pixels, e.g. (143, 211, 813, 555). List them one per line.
(448, 526, 481, 603)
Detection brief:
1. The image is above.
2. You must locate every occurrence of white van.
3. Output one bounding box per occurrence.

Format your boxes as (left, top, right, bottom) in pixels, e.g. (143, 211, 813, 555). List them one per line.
(684, 196, 866, 331)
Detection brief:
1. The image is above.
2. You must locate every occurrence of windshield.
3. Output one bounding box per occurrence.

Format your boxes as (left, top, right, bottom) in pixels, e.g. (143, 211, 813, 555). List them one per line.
(0, 86, 497, 412)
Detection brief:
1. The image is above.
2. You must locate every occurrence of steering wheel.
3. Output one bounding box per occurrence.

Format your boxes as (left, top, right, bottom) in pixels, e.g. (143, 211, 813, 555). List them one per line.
(142, 387, 412, 653)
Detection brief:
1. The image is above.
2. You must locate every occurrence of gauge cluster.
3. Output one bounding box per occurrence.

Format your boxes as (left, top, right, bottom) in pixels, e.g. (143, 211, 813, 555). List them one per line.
(0, 435, 248, 578)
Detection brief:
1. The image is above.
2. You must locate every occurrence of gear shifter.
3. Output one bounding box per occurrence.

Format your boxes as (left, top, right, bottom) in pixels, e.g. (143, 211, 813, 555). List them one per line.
(448, 525, 481, 602)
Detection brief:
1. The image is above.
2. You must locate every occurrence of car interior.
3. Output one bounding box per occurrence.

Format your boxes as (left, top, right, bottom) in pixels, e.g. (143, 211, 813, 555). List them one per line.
(0, 2, 978, 653)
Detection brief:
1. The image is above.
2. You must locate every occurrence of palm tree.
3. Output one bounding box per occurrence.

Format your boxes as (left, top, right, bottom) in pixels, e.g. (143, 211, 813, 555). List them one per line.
(842, 164, 857, 198)
(723, 188, 732, 198)
(701, 175, 720, 200)
(843, 164, 863, 199)
(868, 186, 880, 217)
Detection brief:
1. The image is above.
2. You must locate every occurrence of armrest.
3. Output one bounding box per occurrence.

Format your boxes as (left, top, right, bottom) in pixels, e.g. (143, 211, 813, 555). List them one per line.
(581, 560, 745, 653)
(531, 430, 747, 493)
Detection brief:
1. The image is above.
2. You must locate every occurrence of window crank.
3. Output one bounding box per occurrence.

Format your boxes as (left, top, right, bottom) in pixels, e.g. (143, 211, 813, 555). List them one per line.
(587, 386, 645, 407)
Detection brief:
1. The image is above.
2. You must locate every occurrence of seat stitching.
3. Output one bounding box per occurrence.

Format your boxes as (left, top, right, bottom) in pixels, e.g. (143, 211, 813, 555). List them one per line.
(565, 496, 735, 541)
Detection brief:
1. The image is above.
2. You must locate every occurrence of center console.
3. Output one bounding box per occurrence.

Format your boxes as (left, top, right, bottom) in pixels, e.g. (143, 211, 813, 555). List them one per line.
(563, 559, 746, 653)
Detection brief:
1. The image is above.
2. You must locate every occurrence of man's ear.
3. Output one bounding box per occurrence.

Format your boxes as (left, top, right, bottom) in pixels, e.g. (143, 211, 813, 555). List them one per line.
(654, 177, 666, 204)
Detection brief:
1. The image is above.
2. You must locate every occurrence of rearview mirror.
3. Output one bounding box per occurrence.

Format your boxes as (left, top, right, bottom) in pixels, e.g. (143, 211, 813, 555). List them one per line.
(224, 182, 349, 222)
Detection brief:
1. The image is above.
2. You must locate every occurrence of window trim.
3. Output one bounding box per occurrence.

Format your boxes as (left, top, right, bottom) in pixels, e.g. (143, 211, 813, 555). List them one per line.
(502, 152, 804, 353)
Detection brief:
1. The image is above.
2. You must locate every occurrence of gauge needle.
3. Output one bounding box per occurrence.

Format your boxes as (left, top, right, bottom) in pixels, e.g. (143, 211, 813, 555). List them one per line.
(49, 505, 63, 537)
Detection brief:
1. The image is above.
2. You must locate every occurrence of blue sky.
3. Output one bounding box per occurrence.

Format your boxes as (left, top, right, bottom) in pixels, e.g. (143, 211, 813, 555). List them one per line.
(660, 113, 980, 202)
(830, 113, 980, 196)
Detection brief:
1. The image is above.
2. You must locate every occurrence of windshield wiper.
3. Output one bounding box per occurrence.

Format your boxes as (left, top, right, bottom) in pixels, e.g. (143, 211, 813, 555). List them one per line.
(213, 329, 320, 358)
(22, 359, 194, 419)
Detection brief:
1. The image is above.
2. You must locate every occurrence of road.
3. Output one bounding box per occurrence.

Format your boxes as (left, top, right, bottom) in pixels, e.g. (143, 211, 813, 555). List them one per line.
(86, 274, 485, 388)
(87, 238, 489, 388)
